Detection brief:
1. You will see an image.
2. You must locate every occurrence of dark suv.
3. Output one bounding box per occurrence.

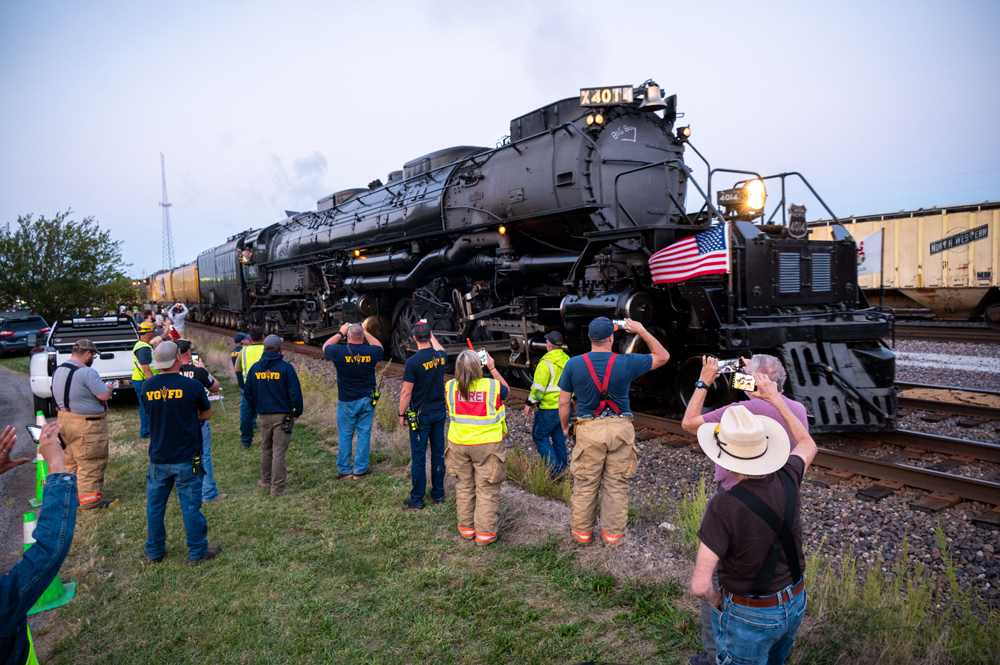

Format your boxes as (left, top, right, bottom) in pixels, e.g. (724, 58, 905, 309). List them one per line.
(0, 312, 50, 355)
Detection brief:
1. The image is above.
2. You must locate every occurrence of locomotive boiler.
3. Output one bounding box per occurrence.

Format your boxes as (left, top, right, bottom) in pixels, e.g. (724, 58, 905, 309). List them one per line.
(173, 80, 896, 433)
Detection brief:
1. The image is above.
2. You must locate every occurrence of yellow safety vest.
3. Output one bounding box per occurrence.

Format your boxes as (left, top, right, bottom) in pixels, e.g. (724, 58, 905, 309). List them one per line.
(446, 377, 507, 445)
(240, 344, 265, 381)
(26, 625, 38, 665)
(132, 340, 159, 381)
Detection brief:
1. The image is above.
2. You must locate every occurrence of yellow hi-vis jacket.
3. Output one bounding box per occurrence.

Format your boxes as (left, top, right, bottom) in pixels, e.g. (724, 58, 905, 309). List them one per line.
(446, 376, 507, 445)
(240, 344, 265, 382)
(131, 340, 159, 380)
(527, 348, 569, 410)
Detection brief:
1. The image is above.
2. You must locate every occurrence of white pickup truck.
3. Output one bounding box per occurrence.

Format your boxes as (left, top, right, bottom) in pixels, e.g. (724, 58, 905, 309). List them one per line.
(30, 315, 140, 417)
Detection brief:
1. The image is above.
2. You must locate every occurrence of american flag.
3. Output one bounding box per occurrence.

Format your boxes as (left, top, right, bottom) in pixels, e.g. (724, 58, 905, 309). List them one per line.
(648, 224, 730, 284)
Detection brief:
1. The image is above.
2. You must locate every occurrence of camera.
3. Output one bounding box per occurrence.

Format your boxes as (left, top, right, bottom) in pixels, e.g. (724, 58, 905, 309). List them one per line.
(731, 371, 757, 392)
(477, 349, 488, 366)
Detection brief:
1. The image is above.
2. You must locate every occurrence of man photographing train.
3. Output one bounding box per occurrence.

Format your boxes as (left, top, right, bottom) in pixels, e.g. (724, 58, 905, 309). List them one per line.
(557, 317, 669, 546)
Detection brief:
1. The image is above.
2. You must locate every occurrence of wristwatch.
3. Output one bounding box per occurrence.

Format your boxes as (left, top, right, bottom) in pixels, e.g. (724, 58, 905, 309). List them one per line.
(694, 380, 710, 390)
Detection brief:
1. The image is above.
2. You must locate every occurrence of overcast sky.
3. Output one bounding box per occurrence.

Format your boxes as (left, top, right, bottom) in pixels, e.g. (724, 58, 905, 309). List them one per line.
(2, 0, 998, 277)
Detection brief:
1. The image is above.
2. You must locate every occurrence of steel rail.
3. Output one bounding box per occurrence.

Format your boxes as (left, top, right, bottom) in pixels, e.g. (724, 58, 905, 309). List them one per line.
(850, 430, 1000, 464)
(897, 397, 1000, 420)
(891, 324, 1000, 345)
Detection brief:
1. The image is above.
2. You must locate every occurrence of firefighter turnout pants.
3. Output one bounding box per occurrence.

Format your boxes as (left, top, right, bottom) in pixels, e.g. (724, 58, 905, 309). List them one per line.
(444, 441, 507, 545)
(56, 411, 110, 508)
(570, 416, 639, 545)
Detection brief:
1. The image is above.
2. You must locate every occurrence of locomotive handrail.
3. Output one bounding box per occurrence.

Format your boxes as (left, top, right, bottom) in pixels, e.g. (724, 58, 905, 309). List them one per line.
(613, 159, 727, 227)
(758, 172, 843, 227)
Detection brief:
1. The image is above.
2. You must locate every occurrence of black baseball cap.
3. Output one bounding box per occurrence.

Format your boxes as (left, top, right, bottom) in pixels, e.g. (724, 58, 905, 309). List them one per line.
(412, 321, 431, 341)
(543, 331, 564, 345)
(175, 339, 193, 354)
(234, 333, 248, 343)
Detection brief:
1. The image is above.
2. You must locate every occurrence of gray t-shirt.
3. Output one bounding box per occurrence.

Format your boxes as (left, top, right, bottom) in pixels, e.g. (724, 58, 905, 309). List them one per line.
(51, 361, 108, 415)
(172, 304, 189, 331)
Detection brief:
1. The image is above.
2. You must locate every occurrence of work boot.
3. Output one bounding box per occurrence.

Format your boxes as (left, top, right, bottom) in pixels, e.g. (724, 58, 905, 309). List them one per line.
(270, 489, 290, 497)
(257, 480, 269, 488)
(204, 493, 228, 503)
(146, 554, 164, 564)
(81, 498, 120, 511)
(352, 468, 372, 479)
(403, 498, 425, 510)
(335, 472, 353, 480)
(189, 545, 223, 566)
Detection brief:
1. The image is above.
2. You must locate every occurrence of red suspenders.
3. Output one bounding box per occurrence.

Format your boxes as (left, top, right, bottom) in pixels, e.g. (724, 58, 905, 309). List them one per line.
(582, 353, 620, 417)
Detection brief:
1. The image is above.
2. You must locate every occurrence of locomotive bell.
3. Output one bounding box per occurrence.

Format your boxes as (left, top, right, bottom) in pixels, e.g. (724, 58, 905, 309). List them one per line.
(639, 85, 668, 112)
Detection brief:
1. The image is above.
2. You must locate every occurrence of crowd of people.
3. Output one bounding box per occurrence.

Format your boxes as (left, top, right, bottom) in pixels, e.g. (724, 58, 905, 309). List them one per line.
(2, 313, 818, 665)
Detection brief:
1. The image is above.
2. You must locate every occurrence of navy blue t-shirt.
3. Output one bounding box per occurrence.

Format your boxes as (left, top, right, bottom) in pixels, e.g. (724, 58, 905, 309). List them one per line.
(140, 373, 211, 464)
(324, 343, 384, 402)
(557, 352, 653, 417)
(403, 349, 448, 415)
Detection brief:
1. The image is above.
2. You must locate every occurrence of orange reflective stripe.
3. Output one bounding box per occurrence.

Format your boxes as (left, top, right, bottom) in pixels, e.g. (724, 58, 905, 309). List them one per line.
(457, 526, 475, 538)
(475, 532, 497, 542)
(600, 528, 624, 543)
(572, 530, 592, 542)
(78, 493, 101, 504)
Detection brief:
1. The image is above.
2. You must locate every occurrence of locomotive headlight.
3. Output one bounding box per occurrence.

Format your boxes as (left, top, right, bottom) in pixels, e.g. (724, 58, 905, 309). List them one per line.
(745, 180, 766, 210)
(594, 114, 604, 124)
(354, 249, 361, 257)
(586, 115, 595, 125)
(499, 226, 507, 235)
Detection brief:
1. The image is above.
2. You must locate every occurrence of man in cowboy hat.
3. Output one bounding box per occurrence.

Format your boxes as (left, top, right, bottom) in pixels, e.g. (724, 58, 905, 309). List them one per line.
(681, 354, 809, 665)
(689, 373, 817, 665)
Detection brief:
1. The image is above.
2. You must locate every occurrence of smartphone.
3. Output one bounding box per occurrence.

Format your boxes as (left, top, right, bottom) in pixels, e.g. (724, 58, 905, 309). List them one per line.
(477, 349, 488, 366)
(26, 425, 65, 449)
(612, 319, 627, 329)
(732, 371, 756, 392)
(718, 357, 743, 373)
(191, 353, 200, 363)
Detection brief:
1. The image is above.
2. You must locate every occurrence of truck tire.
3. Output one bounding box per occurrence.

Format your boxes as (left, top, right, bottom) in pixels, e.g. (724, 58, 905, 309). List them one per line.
(33, 394, 56, 419)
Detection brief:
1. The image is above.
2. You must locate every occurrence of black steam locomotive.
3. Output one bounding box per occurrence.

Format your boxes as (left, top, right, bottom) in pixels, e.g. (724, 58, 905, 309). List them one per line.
(176, 80, 896, 433)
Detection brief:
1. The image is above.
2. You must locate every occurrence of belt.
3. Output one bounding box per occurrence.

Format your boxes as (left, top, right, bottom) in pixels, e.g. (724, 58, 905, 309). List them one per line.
(725, 579, 804, 608)
(86, 415, 106, 421)
(575, 414, 633, 422)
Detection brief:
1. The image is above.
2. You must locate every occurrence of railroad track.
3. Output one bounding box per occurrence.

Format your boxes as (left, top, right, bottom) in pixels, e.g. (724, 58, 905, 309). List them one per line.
(896, 382, 1000, 421)
(190, 322, 1000, 508)
(891, 323, 1000, 345)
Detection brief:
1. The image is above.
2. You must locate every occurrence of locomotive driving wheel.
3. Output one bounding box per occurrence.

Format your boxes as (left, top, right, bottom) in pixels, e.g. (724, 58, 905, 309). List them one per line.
(390, 298, 419, 361)
(674, 355, 735, 411)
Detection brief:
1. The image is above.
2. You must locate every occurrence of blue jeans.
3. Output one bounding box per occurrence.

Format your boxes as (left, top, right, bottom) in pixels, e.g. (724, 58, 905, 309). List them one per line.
(0, 474, 77, 665)
(711, 584, 807, 665)
(337, 397, 374, 475)
(408, 409, 446, 506)
(201, 421, 219, 501)
(240, 389, 257, 447)
(532, 408, 567, 473)
(145, 462, 208, 560)
(133, 379, 149, 437)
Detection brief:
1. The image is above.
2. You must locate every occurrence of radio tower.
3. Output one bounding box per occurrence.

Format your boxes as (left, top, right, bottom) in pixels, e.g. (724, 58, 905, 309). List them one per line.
(159, 152, 175, 270)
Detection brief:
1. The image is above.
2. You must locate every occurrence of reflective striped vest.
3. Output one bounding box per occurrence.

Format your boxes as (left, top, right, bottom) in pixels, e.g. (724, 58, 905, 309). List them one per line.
(528, 349, 569, 410)
(446, 377, 507, 445)
(240, 344, 265, 381)
(131, 340, 159, 380)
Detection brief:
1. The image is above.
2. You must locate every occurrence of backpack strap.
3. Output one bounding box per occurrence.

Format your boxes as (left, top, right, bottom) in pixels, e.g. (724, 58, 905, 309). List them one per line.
(581, 353, 620, 417)
(725, 469, 802, 596)
(55, 362, 82, 413)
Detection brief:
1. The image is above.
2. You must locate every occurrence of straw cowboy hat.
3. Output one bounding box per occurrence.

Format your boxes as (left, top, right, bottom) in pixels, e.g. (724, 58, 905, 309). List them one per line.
(697, 405, 790, 475)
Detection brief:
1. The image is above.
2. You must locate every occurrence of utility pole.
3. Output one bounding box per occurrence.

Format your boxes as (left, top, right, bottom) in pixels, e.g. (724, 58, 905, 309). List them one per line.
(159, 153, 175, 270)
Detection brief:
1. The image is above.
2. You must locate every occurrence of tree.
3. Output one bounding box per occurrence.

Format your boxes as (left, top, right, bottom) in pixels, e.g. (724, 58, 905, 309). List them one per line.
(0, 211, 141, 322)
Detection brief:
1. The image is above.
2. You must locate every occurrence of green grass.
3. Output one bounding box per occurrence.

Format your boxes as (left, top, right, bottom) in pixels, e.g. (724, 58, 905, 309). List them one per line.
(0, 353, 32, 375)
(506, 445, 572, 505)
(35, 336, 698, 664)
(675, 476, 708, 557)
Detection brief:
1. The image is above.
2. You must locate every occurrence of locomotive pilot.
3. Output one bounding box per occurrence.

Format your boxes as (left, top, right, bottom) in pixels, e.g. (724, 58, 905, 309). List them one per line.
(558, 317, 669, 546)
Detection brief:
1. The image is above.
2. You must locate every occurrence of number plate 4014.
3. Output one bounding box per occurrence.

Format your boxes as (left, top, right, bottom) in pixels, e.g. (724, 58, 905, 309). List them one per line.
(580, 86, 633, 107)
